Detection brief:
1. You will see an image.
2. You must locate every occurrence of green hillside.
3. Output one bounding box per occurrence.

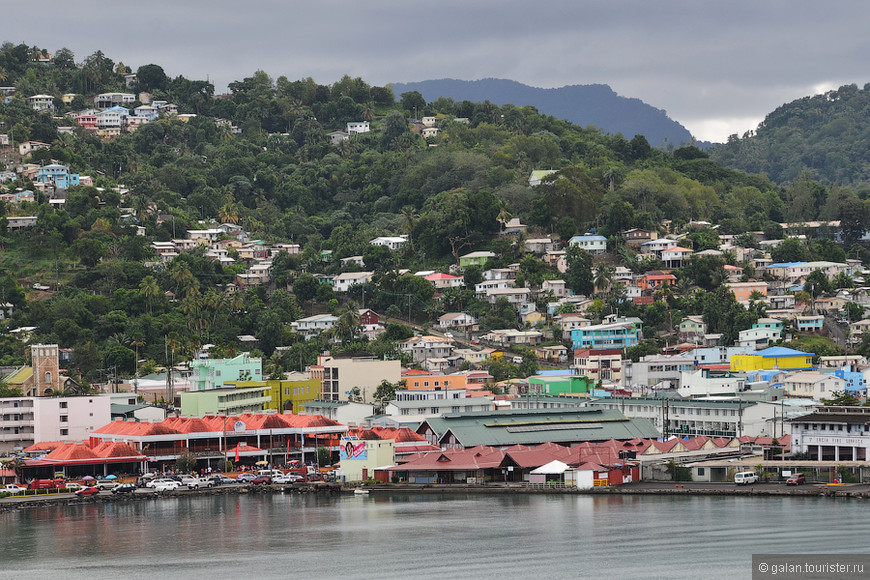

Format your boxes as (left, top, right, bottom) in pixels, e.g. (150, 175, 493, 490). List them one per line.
(0, 42, 866, 391)
(710, 83, 870, 186)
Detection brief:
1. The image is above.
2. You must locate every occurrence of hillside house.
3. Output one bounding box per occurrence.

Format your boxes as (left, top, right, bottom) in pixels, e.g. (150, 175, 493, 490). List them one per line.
(438, 312, 478, 333)
(568, 235, 607, 254)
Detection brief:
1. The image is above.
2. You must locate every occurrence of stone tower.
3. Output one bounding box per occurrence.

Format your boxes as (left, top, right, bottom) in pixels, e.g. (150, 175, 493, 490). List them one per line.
(31, 343, 60, 396)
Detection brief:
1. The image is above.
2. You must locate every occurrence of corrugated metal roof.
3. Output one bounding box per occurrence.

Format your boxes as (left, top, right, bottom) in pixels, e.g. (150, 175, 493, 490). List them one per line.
(421, 409, 660, 447)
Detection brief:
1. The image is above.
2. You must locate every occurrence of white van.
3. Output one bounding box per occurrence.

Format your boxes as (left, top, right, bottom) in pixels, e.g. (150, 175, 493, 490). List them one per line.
(734, 471, 758, 485)
(258, 469, 284, 478)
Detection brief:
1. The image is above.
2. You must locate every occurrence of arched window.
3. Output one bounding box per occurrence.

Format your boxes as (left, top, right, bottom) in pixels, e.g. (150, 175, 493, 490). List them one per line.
(44, 371, 52, 386)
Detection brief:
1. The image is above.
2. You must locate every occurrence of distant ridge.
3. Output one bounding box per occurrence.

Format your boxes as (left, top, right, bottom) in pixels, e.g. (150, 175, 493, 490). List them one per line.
(390, 78, 695, 147)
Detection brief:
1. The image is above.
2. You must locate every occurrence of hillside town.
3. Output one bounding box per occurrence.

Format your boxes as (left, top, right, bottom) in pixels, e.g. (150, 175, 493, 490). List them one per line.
(3, 49, 870, 491)
(3, 210, 870, 488)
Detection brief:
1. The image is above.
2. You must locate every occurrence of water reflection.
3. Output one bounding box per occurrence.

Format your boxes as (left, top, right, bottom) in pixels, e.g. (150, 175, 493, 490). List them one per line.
(1, 494, 867, 579)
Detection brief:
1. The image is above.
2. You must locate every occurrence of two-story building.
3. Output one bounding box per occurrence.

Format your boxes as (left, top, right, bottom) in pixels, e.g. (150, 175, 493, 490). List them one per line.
(332, 271, 374, 292)
(290, 314, 338, 340)
(568, 235, 607, 254)
(35, 164, 80, 190)
(572, 321, 640, 350)
(573, 348, 623, 383)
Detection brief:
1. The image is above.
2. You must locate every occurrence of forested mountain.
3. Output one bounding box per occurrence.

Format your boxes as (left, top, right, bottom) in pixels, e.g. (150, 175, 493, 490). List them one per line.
(391, 78, 695, 147)
(710, 83, 870, 186)
(0, 42, 866, 391)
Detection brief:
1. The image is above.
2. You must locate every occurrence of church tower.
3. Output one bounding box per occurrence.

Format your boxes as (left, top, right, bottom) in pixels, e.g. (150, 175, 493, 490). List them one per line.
(31, 344, 60, 396)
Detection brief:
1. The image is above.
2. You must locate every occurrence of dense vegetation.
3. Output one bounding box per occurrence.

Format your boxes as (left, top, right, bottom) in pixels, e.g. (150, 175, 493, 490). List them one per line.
(710, 83, 870, 187)
(0, 42, 867, 390)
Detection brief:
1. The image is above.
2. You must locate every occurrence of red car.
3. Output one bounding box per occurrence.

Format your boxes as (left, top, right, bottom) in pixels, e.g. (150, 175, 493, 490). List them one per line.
(75, 486, 100, 496)
(250, 476, 272, 485)
(786, 473, 806, 486)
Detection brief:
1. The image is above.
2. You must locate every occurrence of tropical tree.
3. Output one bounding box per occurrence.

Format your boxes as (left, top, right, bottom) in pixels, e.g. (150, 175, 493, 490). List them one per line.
(593, 263, 616, 296)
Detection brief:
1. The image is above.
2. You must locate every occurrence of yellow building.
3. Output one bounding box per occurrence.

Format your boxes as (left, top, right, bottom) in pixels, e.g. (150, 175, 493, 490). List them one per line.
(730, 346, 814, 372)
(230, 373, 322, 413)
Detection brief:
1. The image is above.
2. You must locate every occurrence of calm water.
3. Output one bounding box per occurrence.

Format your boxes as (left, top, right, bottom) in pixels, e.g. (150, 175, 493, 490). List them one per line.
(1, 493, 867, 579)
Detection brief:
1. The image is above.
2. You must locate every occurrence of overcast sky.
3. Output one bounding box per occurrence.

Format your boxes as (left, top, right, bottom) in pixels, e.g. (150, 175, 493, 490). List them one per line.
(5, 1, 870, 142)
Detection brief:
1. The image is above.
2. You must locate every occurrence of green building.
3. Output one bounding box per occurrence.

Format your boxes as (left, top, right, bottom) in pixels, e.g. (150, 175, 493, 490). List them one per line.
(189, 353, 262, 391)
(179, 386, 271, 417)
(527, 374, 592, 396)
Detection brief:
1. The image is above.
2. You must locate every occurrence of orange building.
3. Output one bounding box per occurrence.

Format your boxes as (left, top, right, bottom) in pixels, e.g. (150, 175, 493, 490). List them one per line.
(639, 271, 677, 291)
(401, 369, 467, 391)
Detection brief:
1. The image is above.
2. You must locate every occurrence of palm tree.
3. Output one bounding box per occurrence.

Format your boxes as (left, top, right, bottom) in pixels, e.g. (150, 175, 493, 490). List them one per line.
(334, 306, 361, 345)
(139, 275, 160, 315)
(218, 200, 240, 225)
(496, 206, 513, 232)
(170, 264, 195, 298)
(593, 264, 616, 296)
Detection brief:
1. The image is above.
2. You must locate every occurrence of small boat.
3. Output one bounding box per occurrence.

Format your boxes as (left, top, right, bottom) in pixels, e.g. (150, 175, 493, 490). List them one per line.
(353, 488, 370, 495)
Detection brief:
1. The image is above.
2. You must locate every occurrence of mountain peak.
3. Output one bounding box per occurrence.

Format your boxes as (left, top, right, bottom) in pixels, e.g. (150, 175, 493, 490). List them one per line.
(390, 78, 693, 146)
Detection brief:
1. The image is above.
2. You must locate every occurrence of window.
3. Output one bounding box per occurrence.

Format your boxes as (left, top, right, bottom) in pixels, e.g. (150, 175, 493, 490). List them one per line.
(216, 370, 222, 377)
(60, 415, 68, 423)
(452, 406, 460, 413)
(697, 468, 705, 476)
(60, 428, 68, 436)
(431, 407, 439, 414)
(59, 401, 68, 409)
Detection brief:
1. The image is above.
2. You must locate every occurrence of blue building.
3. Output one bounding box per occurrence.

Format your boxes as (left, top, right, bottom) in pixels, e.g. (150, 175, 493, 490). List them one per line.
(571, 321, 639, 350)
(35, 164, 80, 189)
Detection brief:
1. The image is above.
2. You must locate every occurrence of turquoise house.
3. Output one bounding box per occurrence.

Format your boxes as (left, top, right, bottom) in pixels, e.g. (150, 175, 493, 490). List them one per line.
(189, 352, 263, 391)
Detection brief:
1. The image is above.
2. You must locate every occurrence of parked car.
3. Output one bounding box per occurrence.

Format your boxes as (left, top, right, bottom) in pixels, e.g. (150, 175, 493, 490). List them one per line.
(112, 483, 137, 494)
(786, 473, 806, 486)
(284, 473, 305, 483)
(95, 480, 119, 491)
(64, 482, 83, 491)
(75, 487, 100, 497)
(182, 476, 214, 490)
(271, 474, 293, 484)
(208, 474, 236, 486)
(250, 475, 272, 485)
(734, 471, 759, 485)
(147, 478, 181, 491)
(3, 484, 27, 495)
(151, 480, 181, 492)
(236, 473, 257, 483)
(306, 473, 323, 482)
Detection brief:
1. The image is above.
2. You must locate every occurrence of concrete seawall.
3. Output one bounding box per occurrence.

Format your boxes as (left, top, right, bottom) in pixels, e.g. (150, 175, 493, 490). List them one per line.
(1, 481, 862, 512)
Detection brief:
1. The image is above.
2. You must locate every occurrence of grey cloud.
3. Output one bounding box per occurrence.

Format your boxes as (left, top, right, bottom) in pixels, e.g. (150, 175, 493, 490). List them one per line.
(3, 0, 870, 141)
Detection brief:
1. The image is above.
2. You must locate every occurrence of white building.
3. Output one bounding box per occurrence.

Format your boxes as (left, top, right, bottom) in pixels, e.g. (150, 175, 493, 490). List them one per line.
(290, 314, 338, 340)
(332, 271, 373, 292)
(346, 121, 370, 134)
(28, 94, 54, 111)
(622, 355, 695, 390)
(0, 395, 112, 453)
(370, 236, 407, 250)
(782, 372, 846, 401)
(789, 406, 870, 461)
(678, 369, 747, 398)
(737, 327, 783, 350)
(588, 397, 780, 438)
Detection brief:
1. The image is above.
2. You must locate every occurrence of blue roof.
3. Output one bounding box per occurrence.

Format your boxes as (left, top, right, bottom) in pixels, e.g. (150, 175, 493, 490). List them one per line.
(765, 262, 807, 269)
(570, 235, 606, 241)
(756, 346, 814, 358)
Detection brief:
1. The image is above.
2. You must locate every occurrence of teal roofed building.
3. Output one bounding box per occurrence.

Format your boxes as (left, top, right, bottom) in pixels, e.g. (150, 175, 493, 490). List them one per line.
(189, 352, 262, 391)
(417, 407, 660, 448)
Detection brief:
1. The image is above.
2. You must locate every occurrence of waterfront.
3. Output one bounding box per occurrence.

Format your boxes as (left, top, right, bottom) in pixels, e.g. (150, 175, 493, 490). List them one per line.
(1, 493, 867, 579)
